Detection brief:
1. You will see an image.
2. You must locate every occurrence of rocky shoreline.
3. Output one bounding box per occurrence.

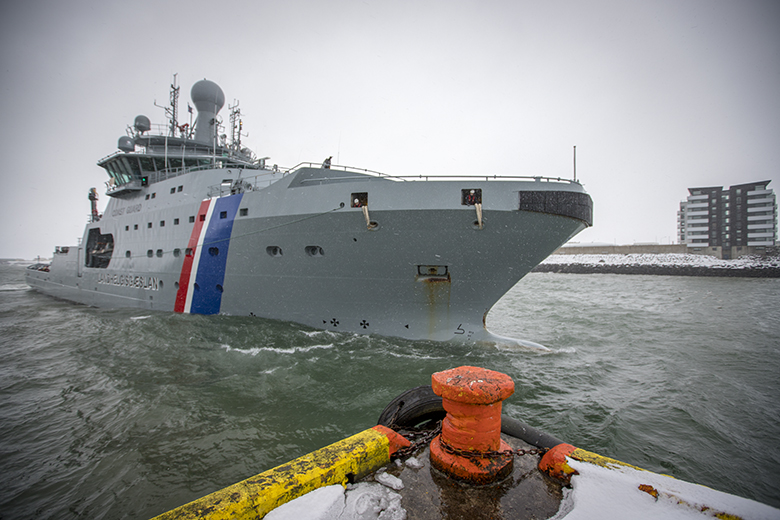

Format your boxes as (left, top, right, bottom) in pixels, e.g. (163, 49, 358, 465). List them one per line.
(532, 262, 780, 278)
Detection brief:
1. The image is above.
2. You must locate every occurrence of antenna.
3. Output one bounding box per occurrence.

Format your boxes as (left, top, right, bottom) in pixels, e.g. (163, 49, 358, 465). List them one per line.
(154, 73, 181, 137)
(573, 145, 577, 182)
(229, 100, 242, 151)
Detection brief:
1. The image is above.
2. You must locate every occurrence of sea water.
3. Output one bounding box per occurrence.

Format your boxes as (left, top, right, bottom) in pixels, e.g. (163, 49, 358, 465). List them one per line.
(0, 263, 778, 519)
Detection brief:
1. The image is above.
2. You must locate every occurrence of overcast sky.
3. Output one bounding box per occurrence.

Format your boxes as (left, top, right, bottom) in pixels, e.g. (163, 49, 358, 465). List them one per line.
(1, 0, 778, 259)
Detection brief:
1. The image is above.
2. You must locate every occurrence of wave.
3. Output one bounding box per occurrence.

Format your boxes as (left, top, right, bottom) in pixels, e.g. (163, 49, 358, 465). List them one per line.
(221, 343, 335, 356)
(0, 283, 31, 292)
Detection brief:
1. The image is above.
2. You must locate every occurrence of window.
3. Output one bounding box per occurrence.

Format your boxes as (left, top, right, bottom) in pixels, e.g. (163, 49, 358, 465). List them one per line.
(170, 187, 176, 194)
(147, 222, 152, 229)
(145, 194, 150, 200)
(134, 224, 138, 230)
(151, 193, 156, 199)
(156, 249, 163, 258)
(160, 220, 165, 227)
(174, 218, 179, 225)
(125, 251, 131, 258)
(199, 214, 206, 222)
(173, 248, 181, 257)
(125, 225, 129, 231)
(239, 208, 248, 217)
(147, 250, 153, 258)
(219, 211, 227, 219)
(178, 185, 183, 192)
(189, 216, 195, 223)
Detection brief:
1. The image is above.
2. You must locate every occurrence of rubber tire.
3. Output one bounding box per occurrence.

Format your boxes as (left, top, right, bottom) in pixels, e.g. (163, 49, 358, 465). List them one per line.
(377, 385, 445, 429)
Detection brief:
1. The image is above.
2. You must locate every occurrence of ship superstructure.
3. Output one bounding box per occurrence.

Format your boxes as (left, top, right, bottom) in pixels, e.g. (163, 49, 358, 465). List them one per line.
(27, 77, 593, 344)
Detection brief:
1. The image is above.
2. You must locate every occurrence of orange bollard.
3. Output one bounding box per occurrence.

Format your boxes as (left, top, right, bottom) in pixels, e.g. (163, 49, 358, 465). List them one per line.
(429, 366, 515, 484)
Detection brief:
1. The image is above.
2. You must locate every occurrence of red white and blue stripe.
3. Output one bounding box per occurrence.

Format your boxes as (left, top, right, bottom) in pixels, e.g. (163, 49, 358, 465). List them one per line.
(174, 195, 243, 314)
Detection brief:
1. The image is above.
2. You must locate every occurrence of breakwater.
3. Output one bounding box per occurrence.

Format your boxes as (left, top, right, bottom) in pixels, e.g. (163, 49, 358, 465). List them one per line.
(535, 253, 780, 277)
(533, 262, 780, 277)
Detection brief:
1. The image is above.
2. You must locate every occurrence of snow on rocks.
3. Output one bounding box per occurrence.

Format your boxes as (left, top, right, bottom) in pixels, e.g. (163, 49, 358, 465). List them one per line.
(534, 253, 780, 277)
(541, 253, 780, 269)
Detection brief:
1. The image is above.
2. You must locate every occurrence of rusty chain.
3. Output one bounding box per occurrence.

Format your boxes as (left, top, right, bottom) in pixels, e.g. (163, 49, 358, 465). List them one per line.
(438, 436, 549, 460)
(390, 421, 548, 461)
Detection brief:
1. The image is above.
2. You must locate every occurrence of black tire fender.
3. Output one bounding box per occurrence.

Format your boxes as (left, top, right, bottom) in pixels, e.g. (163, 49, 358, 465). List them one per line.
(377, 385, 445, 429)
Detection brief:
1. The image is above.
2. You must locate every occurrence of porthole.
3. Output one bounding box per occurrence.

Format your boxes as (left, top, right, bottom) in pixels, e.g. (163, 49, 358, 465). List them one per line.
(208, 247, 219, 256)
(266, 246, 283, 257)
(173, 248, 181, 257)
(185, 247, 193, 257)
(305, 246, 324, 257)
(125, 251, 131, 258)
(216, 284, 223, 293)
(147, 250, 153, 258)
(156, 249, 163, 258)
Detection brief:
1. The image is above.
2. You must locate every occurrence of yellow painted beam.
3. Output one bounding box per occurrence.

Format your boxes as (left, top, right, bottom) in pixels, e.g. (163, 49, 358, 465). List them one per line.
(152, 425, 407, 520)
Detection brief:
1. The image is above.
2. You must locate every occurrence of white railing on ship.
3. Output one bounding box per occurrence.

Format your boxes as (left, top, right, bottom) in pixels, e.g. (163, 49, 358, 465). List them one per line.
(206, 162, 580, 198)
(281, 162, 580, 184)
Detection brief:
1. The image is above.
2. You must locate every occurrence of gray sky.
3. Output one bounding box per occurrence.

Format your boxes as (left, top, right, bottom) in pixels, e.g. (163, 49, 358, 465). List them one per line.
(1, 0, 778, 259)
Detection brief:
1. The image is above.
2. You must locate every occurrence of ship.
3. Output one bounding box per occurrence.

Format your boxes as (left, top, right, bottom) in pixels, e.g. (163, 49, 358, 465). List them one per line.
(26, 76, 592, 344)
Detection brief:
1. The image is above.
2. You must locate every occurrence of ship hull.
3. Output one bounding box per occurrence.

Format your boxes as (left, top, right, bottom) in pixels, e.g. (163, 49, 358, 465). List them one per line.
(27, 167, 590, 344)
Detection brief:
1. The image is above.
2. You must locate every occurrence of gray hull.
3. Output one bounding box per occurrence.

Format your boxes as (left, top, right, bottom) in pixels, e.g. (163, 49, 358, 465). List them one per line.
(27, 165, 590, 344)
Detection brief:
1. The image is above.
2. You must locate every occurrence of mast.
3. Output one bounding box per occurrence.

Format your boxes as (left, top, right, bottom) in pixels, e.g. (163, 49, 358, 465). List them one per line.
(573, 145, 577, 182)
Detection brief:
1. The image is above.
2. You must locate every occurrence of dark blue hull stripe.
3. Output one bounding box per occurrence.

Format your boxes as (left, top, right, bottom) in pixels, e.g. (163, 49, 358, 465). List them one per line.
(190, 194, 243, 315)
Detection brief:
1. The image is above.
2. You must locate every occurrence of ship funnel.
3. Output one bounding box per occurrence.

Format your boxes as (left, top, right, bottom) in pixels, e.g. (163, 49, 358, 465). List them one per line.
(191, 79, 225, 145)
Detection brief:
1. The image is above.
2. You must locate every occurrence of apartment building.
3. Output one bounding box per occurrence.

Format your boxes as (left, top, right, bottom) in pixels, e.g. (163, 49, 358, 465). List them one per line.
(678, 180, 777, 259)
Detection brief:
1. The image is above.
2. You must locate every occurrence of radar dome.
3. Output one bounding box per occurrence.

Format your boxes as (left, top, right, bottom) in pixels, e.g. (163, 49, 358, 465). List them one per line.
(134, 115, 151, 133)
(191, 79, 225, 145)
(118, 136, 135, 152)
